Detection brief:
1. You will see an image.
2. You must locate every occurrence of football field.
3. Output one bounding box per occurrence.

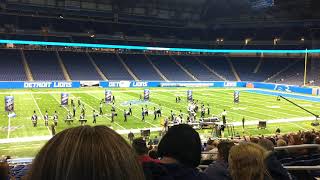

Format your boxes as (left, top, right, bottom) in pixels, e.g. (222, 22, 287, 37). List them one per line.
(1, 87, 320, 157)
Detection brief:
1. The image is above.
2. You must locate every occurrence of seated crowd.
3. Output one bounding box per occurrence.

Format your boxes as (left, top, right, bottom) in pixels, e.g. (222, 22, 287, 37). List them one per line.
(1, 125, 320, 180)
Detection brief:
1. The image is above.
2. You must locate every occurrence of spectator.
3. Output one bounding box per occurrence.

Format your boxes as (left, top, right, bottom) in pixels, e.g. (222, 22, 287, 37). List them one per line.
(314, 137, 320, 145)
(276, 139, 287, 147)
(258, 139, 291, 180)
(144, 124, 209, 180)
(153, 136, 159, 145)
(303, 132, 315, 144)
(25, 125, 145, 180)
(132, 137, 161, 164)
(288, 134, 308, 155)
(0, 162, 10, 180)
(275, 139, 289, 158)
(148, 150, 159, 160)
(204, 140, 235, 180)
(229, 142, 271, 180)
(202, 139, 218, 162)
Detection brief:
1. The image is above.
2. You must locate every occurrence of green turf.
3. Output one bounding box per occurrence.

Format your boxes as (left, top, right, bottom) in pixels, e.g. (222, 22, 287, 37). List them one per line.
(1, 87, 320, 157)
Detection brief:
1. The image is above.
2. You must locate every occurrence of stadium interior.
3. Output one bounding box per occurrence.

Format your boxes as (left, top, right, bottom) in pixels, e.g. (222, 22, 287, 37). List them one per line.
(1, 0, 320, 179)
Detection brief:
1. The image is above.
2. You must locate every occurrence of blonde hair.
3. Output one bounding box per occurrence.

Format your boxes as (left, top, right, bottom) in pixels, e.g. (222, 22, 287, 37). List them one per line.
(228, 142, 267, 180)
(276, 139, 287, 147)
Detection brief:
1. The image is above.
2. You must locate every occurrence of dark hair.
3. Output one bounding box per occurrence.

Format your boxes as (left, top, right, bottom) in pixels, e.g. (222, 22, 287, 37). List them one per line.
(26, 125, 145, 180)
(132, 137, 148, 155)
(148, 150, 158, 159)
(217, 140, 235, 163)
(303, 132, 315, 144)
(0, 162, 9, 180)
(158, 124, 201, 168)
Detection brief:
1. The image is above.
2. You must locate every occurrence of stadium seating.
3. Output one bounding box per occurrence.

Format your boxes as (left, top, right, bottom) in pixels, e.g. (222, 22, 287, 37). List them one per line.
(266, 59, 305, 85)
(173, 55, 223, 81)
(89, 52, 134, 80)
(148, 55, 194, 81)
(228, 57, 259, 81)
(24, 50, 65, 80)
(0, 49, 27, 81)
(255, 58, 294, 82)
(197, 56, 237, 81)
(59, 51, 102, 80)
(120, 54, 163, 81)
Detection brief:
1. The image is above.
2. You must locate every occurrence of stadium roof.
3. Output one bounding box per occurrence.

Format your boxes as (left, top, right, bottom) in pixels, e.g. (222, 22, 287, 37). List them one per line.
(3, 0, 319, 20)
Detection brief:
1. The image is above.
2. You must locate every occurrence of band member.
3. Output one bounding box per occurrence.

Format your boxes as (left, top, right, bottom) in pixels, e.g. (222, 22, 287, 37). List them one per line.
(53, 111, 58, 126)
(111, 111, 115, 123)
(221, 109, 227, 125)
(78, 99, 81, 107)
(139, 94, 142, 100)
(66, 110, 73, 125)
(170, 110, 174, 121)
(178, 96, 181, 103)
(153, 107, 157, 120)
(158, 105, 162, 117)
(31, 110, 38, 127)
(207, 104, 210, 115)
(71, 98, 74, 107)
(145, 105, 148, 116)
(129, 103, 132, 116)
(124, 109, 128, 122)
(44, 110, 49, 126)
(201, 105, 206, 118)
(72, 105, 76, 117)
(80, 112, 86, 126)
(93, 110, 97, 124)
(99, 102, 103, 115)
(141, 107, 145, 121)
(111, 103, 116, 112)
(242, 117, 245, 130)
(81, 105, 86, 116)
(179, 110, 183, 120)
(176, 97, 178, 103)
(112, 95, 115, 103)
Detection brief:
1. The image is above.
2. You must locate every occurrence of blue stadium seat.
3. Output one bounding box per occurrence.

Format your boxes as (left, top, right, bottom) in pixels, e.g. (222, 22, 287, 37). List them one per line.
(24, 50, 65, 80)
(90, 52, 133, 80)
(59, 51, 102, 80)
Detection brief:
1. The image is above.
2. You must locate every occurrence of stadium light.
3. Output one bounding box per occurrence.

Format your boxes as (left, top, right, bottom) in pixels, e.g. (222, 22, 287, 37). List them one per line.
(273, 38, 280, 45)
(0, 39, 319, 54)
(245, 38, 251, 45)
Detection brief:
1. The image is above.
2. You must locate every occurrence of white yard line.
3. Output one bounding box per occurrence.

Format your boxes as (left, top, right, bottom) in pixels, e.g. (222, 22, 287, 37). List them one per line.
(239, 92, 320, 111)
(0, 127, 163, 144)
(69, 94, 126, 130)
(0, 88, 243, 95)
(112, 91, 190, 118)
(7, 116, 11, 139)
(288, 122, 308, 131)
(155, 91, 262, 120)
(30, 93, 51, 135)
(0, 116, 317, 144)
(194, 92, 302, 118)
(227, 116, 316, 127)
(7, 93, 11, 139)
